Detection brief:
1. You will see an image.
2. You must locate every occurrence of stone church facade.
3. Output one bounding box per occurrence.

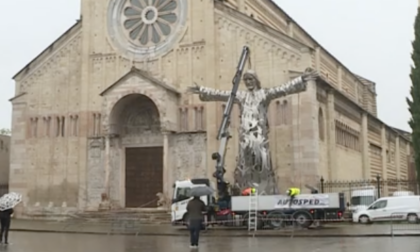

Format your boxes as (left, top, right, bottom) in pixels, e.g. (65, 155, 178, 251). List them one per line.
(8, 0, 414, 215)
(0, 135, 10, 188)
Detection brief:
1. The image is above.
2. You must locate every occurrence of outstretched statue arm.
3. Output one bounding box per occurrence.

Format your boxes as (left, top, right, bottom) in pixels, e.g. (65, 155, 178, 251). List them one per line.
(187, 83, 231, 102)
(264, 68, 318, 102)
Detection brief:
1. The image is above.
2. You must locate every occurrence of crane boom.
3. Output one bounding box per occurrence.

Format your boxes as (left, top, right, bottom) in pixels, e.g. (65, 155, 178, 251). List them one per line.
(212, 46, 250, 199)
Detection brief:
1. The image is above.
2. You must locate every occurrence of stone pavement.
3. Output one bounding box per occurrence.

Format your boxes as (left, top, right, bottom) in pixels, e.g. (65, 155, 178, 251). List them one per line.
(5, 233, 420, 252)
(7, 219, 420, 237)
(6, 233, 420, 252)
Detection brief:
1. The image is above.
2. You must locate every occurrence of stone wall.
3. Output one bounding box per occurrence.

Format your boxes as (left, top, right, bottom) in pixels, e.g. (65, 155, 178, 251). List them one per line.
(86, 138, 104, 210)
(169, 133, 207, 182)
(316, 82, 413, 187)
(0, 135, 10, 186)
(9, 24, 83, 215)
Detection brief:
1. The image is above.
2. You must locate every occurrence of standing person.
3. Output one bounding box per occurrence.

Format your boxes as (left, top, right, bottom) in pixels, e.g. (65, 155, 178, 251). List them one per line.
(186, 196, 206, 249)
(0, 208, 13, 244)
(286, 187, 300, 208)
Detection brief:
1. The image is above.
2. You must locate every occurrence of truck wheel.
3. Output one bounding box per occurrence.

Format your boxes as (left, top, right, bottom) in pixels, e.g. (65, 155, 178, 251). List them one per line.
(243, 213, 264, 230)
(407, 213, 418, 224)
(266, 211, 287, 229)
(292, 211, 313, 229)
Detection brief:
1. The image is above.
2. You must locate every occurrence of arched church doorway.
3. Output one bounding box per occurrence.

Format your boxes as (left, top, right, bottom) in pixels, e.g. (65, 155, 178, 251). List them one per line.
(109, 93, 163, 208)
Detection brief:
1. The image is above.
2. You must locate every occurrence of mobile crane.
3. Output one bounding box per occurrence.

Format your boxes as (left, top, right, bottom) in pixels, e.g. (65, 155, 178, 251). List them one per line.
(170, 46, 346, 229)
(211, 45, 250, 206)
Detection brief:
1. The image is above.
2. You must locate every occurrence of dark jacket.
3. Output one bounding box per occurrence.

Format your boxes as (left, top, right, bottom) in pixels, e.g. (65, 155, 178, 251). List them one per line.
(186, 197, 206, 220)
(0, 209, 13, 219)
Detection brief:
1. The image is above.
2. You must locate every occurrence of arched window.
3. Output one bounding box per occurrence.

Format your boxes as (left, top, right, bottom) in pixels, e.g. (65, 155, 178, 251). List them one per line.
(318, 108, 325, 141)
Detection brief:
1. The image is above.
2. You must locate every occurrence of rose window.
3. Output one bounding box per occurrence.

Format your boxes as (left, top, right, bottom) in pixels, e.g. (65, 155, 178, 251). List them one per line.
(122, 0, 178, 46)
(107, 0, 187, 59)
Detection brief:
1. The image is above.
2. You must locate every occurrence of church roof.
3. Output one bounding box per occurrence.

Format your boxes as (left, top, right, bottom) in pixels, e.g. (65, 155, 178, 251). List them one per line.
(353, 74, 377, 94)
(12, 19, 82, 80)
(354, 74, 375, 85)
(216, 2, 310, 51)
(391, 127, 412, 140)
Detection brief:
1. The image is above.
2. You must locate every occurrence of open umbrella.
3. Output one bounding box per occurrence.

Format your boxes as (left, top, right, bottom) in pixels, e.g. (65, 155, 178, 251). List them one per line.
(0, 192, 22, 211)
(188, 186, 215, 197)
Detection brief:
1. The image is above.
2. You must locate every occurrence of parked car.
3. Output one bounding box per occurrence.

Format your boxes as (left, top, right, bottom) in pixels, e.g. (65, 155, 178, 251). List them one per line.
(352, 196, 420, 224)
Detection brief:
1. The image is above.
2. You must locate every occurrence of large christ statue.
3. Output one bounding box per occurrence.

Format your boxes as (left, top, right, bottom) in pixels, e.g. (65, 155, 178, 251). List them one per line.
(189, 68, 318, 195)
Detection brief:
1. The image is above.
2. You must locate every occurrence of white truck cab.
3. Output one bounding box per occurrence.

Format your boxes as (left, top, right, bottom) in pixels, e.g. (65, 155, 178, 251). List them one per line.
(171, 179, 216, 224)
(349, 186, 377, 213)
(352, 195, 420, 224)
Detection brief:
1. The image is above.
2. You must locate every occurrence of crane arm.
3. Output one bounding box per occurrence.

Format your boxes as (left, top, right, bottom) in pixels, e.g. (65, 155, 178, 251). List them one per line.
(212, 46, 250, 199)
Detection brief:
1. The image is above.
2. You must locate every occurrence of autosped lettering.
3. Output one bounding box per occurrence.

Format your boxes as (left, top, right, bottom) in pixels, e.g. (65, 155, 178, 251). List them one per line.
(277, 199, 320, 206)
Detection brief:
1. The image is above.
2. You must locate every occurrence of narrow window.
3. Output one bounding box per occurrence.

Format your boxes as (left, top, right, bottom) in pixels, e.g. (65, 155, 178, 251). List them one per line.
(61, 116, 65, 137)
(318, 108, 325, 141)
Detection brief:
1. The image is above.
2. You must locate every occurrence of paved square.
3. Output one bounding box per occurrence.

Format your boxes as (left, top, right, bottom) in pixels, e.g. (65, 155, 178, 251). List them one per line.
(3, 232, 420, 252)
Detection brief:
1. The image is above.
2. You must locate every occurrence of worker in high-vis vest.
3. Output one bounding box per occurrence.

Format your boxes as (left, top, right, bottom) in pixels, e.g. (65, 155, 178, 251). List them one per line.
(241, 187, 256, 196)
(286, 187, 300, 207)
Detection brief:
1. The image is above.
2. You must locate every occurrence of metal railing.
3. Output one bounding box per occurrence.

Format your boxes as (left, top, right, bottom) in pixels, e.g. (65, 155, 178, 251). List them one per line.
(390, 212, 420, 237)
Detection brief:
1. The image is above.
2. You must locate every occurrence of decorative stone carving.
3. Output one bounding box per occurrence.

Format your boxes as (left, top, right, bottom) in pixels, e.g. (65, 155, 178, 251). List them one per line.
(107, 0, 188, 60)
(86, 138, 105, 208)
(189, 68, 318, 195)
(156, 192, 169, 209)
(109, 138, 121, 201)
(114, 95, 164, 147)
(120, 97, 160, 135)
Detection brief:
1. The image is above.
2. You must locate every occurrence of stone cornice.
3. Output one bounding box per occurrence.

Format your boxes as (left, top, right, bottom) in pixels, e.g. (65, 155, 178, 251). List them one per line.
(8, 92, 28, 105)
(317, 77, 411, 144)
(100, 66, 181, 97)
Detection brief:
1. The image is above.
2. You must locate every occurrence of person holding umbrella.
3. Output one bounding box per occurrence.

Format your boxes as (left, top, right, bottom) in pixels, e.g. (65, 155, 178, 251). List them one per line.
(0, 192, 23, 244)
(186, 186, 213, 249)
(0, 208, 13, 244)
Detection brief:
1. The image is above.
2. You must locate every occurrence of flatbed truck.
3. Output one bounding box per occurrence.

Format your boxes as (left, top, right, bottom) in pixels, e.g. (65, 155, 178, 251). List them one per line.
(171, 178, 346, 229)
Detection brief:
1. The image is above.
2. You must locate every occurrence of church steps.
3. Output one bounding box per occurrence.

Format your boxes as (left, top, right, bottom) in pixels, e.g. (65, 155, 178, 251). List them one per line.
(19, 209, 171, 224)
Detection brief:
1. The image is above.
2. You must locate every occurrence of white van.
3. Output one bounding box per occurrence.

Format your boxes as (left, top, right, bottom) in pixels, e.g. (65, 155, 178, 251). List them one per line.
(352, 196, 420, 224)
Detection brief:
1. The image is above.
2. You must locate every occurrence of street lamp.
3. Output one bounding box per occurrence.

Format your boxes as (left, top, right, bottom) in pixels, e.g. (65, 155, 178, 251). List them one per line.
(376, 174, 381, 198)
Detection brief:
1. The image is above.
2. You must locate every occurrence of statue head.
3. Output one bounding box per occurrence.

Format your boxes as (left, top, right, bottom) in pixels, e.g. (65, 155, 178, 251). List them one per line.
(243, 69, 261, 91)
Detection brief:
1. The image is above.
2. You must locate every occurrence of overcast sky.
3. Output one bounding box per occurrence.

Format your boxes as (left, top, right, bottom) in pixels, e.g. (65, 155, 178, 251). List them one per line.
(0, 0, 417, 131)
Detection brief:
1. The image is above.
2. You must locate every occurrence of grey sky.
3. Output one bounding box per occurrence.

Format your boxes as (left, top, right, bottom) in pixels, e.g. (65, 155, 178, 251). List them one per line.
(0, 0, 416, 131)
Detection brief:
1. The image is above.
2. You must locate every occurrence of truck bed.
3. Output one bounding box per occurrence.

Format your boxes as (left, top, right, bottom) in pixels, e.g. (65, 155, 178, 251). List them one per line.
(230, 193, 342, 212)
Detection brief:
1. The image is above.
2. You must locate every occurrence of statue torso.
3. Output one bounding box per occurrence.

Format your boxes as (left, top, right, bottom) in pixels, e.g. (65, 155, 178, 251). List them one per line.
(237, 89, 269, 135)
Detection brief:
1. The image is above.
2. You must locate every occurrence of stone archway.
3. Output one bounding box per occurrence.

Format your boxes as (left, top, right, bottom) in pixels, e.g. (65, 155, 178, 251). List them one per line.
(109, 93, 163, 208)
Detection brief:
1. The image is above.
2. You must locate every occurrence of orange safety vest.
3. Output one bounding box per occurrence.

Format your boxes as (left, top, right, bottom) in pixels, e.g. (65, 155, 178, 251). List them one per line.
(241, 187, 256, 195)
